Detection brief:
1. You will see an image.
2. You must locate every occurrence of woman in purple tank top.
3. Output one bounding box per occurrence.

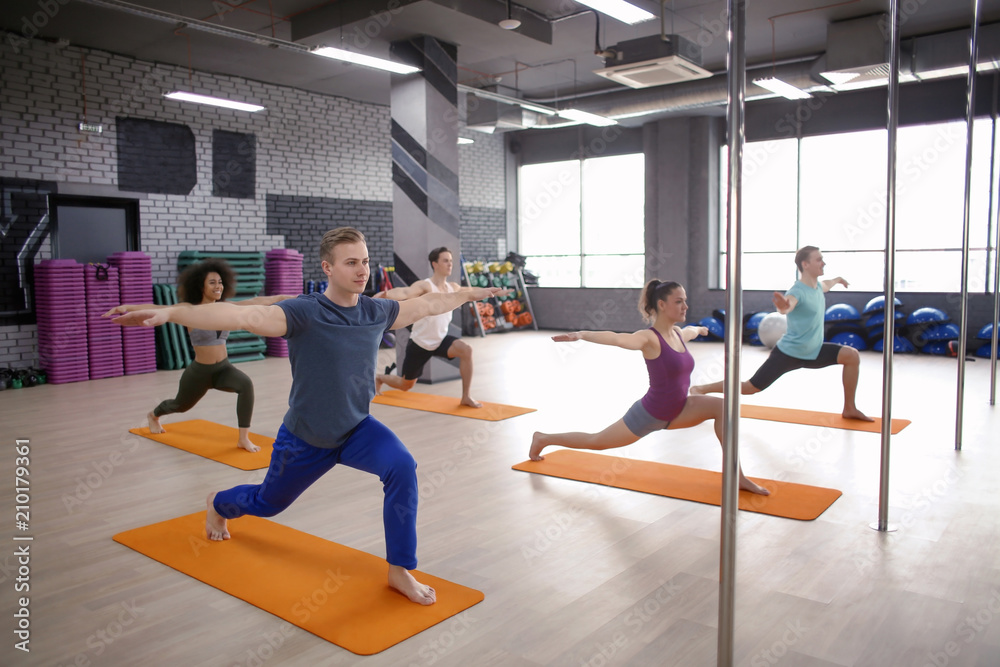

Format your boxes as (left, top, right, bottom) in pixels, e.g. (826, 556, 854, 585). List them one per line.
(529, 280, 769, 496)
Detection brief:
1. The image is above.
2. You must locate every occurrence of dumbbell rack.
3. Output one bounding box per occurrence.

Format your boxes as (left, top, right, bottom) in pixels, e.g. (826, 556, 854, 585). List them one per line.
(461, 259, 538, 337)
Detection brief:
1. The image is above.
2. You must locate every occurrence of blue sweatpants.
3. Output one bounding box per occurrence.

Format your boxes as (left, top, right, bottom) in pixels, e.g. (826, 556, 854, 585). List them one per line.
(213, 417, 419, 569)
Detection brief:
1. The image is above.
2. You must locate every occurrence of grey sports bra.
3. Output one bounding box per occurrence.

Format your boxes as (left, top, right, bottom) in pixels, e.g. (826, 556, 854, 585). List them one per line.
(188, 328, 229, 347)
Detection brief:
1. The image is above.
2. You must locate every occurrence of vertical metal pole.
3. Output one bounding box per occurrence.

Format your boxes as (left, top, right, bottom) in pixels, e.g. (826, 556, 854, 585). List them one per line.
(989, 75, 999, 405)
(873, 0, 900, 533)
(956, 0, 981, 450)
(718, 1, 746, 665)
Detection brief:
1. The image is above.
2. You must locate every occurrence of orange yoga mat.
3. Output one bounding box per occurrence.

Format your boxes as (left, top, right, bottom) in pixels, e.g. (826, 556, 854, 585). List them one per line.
(113, 512, 485, 655)
(129, 419, 272, 470)
(372, 390, 536, 421)
(513, 449, 841, 521)
(740, 404, 911, 434)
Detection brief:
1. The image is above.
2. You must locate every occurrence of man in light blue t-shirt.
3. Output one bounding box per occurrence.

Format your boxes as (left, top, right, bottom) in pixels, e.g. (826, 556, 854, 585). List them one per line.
(691, 246, 871, 421)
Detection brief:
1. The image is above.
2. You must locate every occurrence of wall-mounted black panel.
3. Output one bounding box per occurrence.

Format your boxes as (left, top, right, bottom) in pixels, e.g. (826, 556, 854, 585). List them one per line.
(212, 130, 256, 199)
(116, 117, 197, 195)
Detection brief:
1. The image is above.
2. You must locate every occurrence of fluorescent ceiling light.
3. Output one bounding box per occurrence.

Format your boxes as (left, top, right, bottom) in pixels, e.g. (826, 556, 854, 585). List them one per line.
(558, 108, 618, 127)
(573, 0, 654, 24)
(457, 137, 474, 144)
(753, 77, 812, 100)
(460, 85, 558, 116)
(312, 46, 420, 74)
(164, 91, 264, 112)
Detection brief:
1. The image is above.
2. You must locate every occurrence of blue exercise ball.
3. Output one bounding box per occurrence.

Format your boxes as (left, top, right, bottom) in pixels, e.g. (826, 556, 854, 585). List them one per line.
(976, 343, 994, 358)
(831, 331, 866, 351)
(746, 311, 768, 331)
(698, 317, 725, 340)
(977, 323, 994, 340)
(748, 332, 762, 346)
(906, 307, 949, 325)
(873, 336, 916, 353)
(919, 322, 961, 342)
(825, 303, 861, 322)
(921, 341, 951, 355)
(863, 295, 904, 314)
(864, 311, 905, 329)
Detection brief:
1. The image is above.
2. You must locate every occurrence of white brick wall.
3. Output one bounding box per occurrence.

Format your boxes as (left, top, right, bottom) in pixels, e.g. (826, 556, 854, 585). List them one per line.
(0, 36, 508, 368)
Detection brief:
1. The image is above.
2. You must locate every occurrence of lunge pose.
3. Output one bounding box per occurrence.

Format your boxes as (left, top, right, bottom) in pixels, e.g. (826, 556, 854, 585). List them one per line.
(106, 259, 292, 452)
(529, 280, 770, 496)
(375, 247, 487, 408)
(690, 246, 871, 421)
(114, 228, 502, 605)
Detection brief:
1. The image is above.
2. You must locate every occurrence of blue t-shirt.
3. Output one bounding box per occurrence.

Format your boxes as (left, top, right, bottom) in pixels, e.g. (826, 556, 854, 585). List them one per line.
(277, 293, 400, 448)
(776, 280, 825, 360)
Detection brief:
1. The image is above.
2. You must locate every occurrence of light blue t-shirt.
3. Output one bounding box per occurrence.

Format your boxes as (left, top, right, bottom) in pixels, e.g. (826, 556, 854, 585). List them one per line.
(776, 280, 825, 360)
(277, 293, 399, 448)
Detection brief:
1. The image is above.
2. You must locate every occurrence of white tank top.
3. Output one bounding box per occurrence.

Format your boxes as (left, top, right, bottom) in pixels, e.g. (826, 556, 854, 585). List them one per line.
(409, 280, 455, 350)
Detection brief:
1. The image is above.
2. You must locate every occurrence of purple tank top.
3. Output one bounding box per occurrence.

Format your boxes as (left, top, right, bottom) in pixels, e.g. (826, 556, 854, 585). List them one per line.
(640, 327, 695, 422)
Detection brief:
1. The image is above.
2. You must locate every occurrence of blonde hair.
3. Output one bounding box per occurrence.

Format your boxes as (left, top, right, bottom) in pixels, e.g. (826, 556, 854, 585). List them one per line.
(320, 227, 366, 263)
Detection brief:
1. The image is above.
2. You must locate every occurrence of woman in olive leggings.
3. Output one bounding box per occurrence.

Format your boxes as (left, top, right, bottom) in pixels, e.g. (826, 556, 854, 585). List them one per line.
(108, 259, 292, 452)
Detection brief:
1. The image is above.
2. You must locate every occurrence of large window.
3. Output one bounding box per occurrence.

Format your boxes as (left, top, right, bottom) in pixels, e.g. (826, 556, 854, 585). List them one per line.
(518, 153, 645, 287)
(720, 119, 998, 292)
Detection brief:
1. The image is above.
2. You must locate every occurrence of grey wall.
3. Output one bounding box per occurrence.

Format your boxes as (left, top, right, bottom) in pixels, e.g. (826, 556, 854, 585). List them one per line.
(0, 37, 507, 367)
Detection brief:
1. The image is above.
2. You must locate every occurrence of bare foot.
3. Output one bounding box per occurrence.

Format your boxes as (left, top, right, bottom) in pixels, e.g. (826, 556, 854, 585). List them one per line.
(205, 493, 231, 541)
(238, 439, 260, 453)
(740, 477, 770, 496)
(529, 432, 547, 461)
(147, 411, 165, 434)
(688, 385, 709, 396)
(461, 396, 483, 408)
(375, 376, 384, 396)
(388, 565, 436, 605)
(843, 408, 874, 422)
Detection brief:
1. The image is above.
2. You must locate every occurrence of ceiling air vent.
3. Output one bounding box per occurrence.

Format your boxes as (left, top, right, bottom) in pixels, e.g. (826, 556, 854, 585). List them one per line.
(595, 34, 712, 89)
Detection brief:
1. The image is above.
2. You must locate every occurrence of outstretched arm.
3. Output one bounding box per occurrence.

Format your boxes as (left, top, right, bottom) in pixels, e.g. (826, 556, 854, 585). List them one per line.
(772, 292, 799, 315)
(233, 294, 296, 306)
(391, 287, 504, 329)
(103, 303, 164, 317)
(552, 330, 657, 353)
(680, 325, 708, 342)
(374, 281, 431, 301)
(821, 277, 849, 292)
(112, 301, 288, 337)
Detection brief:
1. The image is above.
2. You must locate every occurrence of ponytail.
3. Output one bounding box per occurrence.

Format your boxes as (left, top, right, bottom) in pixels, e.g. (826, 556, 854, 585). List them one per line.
(638, 279, 681, 322)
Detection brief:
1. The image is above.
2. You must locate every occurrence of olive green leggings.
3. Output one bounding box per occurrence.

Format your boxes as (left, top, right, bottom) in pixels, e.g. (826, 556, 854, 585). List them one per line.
(153, 359, 254, 427)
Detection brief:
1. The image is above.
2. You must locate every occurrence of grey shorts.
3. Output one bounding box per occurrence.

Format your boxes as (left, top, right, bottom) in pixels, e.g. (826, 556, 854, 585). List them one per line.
(623, 400, 670, 438)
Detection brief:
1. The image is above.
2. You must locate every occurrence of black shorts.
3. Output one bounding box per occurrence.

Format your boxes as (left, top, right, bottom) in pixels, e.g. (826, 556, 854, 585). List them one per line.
(748, 343, 843, 391)
(401, 335, 458, 380)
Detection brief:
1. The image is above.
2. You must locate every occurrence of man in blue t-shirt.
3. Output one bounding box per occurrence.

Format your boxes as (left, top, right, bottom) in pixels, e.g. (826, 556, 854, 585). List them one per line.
(691, 246, 871, 421)
(114, 227, 502, 606)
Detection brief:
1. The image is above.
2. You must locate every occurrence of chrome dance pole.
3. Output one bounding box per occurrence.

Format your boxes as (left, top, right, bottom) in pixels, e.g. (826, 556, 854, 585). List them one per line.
(956, 0, 981, 450)
(718, 0, 746, 664)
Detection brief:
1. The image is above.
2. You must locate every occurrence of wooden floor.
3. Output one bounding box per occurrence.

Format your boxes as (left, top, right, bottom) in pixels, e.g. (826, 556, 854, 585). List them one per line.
(3, 330, 1000, 666)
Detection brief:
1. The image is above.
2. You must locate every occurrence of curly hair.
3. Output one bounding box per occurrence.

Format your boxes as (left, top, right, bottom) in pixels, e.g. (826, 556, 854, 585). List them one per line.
(176, 259, 236, 304)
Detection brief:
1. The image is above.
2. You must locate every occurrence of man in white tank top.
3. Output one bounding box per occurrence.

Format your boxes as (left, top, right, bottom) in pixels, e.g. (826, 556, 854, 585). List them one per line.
(375, 248, 485, 408)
